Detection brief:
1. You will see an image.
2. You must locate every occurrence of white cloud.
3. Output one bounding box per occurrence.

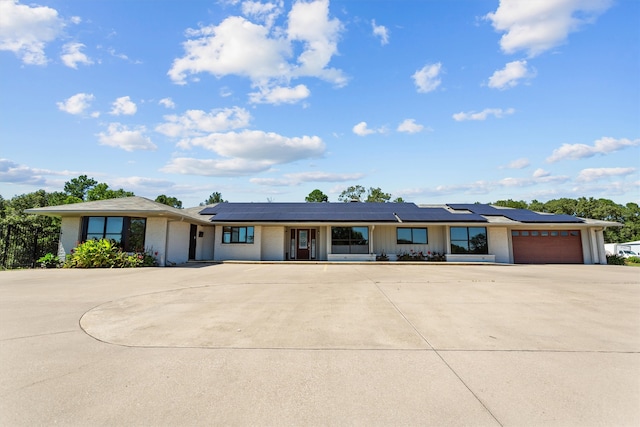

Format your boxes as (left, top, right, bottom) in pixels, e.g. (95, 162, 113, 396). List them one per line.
(168, 0, 346, 101)
(159, 98, 176, 109)
(184, 130, 325, 164)
(577, 167, 636, 182)
(0, 158, 47, 185)
(488, 60, 534, 90)
(251, 171, 364, 186)
(57, 93, 95, 115)
(502, 158, 530, 169)
(485, 0, 613, 57)
(452, 107, 515, 121)
(110, 96, 137, 116)
(60, 42, 92, 69)
(161, 157, 274, 177)
(372, 20, 389, 45)
(353, 121, 385, 136)
(533, 168, 551, 178)
(397, 119, 424, 134)
(241, 0, 283, 28)
(97, 123, 157, 152)
(412, 63, 442, 93)
(0, 0, 64, 65)
(546, 137, 640, 162)
(156, 107, 251, 138)
(248, 84, 310, 104)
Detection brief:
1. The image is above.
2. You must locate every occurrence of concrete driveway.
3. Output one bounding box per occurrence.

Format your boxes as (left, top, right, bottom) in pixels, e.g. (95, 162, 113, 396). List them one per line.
(1, 263, 638, 426)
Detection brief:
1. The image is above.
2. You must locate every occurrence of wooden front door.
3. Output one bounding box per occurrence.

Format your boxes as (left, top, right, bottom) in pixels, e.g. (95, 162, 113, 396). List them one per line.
(292, 229, 316, 260)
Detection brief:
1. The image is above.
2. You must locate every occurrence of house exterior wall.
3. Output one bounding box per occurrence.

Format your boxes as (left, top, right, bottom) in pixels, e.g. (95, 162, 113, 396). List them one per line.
(196, 225, 215, 261)
(372, 225, 447, 260)
(145, 217, 168, 266)
(488, 227, 510, 263)
(262, 226, 286, 261)
(214, 225, 262, 261)
(59, 217, 82, 261)
(166, 220, 190, 265)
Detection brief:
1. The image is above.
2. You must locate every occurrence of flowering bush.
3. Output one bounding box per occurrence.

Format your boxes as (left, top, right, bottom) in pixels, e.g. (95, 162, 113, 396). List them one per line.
(64, 239, 158, 268)
(397, 249, 446, 262)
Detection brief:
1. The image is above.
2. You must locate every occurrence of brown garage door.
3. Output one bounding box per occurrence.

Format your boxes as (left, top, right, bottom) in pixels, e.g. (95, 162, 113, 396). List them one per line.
(512, 230, 583, 264)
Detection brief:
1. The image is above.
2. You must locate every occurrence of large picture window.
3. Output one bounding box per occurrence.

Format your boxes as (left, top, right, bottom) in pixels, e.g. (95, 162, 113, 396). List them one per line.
(82, 217, 146, 252)
(450, 227, 488, 254)
(397, 227, 428, 244)
(331, 226, 369, 254)
(222, 226, 254, 244)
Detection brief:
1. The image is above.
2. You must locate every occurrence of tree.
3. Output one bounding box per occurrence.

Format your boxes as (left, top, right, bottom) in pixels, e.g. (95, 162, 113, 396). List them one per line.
(338, 185, 366, 202)
(365, 187, 391, 203)
(86, 183, 134, 201)
(493, 199, 528, 209)
(155, 195, 183, 209)
(305, 189, 328, 202)
(64, 175, 97, 201)
(201, 192, 227, 205)
(393, 197, 405, 203)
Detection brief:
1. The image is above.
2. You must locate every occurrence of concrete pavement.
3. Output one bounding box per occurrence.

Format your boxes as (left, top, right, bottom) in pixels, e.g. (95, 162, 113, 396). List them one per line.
(1, 263, 639, 426)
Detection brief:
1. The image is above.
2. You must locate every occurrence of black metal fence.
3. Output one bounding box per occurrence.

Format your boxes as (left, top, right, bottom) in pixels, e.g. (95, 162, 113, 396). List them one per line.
(0, 224, 60, 269)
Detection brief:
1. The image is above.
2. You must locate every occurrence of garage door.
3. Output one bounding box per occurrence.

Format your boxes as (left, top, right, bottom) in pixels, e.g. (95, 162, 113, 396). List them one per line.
(512, 230, 583, 264)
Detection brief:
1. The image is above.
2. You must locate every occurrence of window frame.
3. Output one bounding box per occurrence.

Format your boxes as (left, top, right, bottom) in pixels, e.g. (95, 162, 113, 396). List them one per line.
(81, 216, 146, 252)
(450, 226, 488, 255)
(331, 226, 369, 254)
(222, 226, 255, 244)
(396, 227, 428, 245)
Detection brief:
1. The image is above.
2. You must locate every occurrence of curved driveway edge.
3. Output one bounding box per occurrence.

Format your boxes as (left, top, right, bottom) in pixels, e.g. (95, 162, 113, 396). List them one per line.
(1, 264, 639, 426)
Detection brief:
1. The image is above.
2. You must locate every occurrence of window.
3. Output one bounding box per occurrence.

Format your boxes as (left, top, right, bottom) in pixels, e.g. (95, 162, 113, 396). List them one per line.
(397, 227, 428, 244)
(450, 226, 488, 254)
(331, 227, 369, 254)
(82, 216, 146, 252)
(222, 226, 254, 244)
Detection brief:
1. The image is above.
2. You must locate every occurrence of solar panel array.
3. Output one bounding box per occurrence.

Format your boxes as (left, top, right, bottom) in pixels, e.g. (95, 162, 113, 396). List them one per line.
(447, 204, 584, 223)
(199, 202, 487, 223)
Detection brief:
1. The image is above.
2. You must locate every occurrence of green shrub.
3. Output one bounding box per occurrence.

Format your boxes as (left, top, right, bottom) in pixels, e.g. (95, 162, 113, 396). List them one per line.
(37, 253, 60, 268)
(64, 239, 158, 268)
(626, 256, 640, 265)
(606, 254, 626, 265)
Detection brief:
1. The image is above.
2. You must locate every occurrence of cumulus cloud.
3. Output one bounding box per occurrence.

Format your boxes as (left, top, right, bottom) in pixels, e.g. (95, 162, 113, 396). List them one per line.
(161, 157, 275, 177)
(110, 96, 137, 116)
(0, 0, 64, 65)
(372, 20, 389, 45)
(168, 0, 345, 103)
(57, 93, 95, 115)
(452, 107, 515, 121)
(502, 158, 530, 169)
(156, 107, 251, 138)
(533, 168, 551, 178)
(0, 158, 47, 185)
(183, 130, 325, 164)
(547, 137, 640, 162)
(60, 42, 92, 69)
(352, 121, 386, 136)
(159, 98, 176, 109)
(488, 60, 534, 89)
(248, 84, 310, 104)
(97, 123, 157, 151)
(251, 171, 364, 186)
(412, 62, 442, 93)
(397, 119, 424, 134)
(576, 167, 636, 182)
(485, 0, 613, 57)
(241, 0, 284, 28)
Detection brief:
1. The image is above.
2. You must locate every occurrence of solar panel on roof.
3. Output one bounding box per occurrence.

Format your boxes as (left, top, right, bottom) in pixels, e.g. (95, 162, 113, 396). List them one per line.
(446, 203, 583, 223)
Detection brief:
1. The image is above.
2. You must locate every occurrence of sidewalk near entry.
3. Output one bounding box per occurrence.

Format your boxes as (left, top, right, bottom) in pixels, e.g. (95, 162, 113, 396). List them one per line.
(1, 264, 638, 426)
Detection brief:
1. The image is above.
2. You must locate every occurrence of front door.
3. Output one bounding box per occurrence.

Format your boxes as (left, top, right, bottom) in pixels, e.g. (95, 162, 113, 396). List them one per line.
(297, 229, 310, 260)
(188, 224, 197, 260)
(292, 229, 316, 260)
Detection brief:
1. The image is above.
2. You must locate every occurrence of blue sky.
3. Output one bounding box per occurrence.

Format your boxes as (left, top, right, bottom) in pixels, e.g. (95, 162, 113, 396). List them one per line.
(1, 0, 638, 207)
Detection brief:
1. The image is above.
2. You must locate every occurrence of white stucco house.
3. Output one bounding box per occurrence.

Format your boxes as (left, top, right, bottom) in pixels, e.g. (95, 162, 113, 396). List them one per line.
(26, 196, 620, 266)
